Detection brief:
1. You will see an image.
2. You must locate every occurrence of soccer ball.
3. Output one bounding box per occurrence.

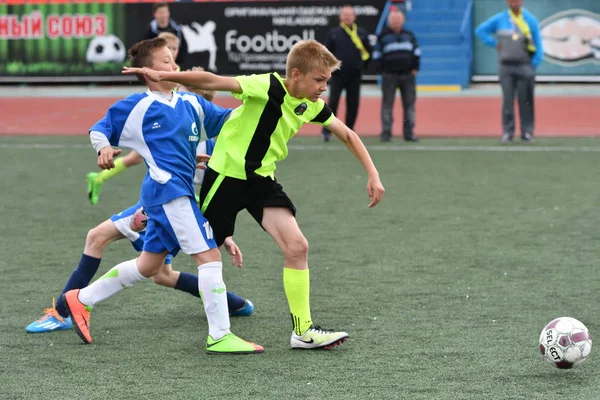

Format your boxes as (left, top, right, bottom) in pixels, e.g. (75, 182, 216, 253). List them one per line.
(539, 317, 592, 369)
(86, 35, 126, 63)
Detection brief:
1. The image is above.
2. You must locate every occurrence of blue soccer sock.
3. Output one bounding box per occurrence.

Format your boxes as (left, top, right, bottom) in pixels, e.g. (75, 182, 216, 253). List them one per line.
(227, 291, 246, 312)
(55, 254, 101, 318)
(174, 272, 201, 298)
(174, 272, 246, 312)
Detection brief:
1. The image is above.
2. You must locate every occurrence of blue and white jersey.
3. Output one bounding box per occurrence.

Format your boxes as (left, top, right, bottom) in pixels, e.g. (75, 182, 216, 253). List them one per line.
(194, 137, 216, 185)
(90, 91, 231, 208)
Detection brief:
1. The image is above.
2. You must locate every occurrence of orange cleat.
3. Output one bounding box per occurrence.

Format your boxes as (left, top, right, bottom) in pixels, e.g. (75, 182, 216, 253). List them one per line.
(62, 289, 93, 344)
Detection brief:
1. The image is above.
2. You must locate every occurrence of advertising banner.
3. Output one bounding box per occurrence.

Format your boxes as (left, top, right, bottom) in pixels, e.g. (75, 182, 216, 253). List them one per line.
(0, 3, 128, 78)
(161, 1, 385, 74)
(1, 1, 387, 81)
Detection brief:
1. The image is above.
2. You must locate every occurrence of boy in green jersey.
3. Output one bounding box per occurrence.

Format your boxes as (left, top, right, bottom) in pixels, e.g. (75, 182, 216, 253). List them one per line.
(123, 39, 385, 350)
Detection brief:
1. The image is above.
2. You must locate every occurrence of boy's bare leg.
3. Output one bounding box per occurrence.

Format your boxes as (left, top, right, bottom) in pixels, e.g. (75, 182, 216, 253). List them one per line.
(262, 207, 349, 349)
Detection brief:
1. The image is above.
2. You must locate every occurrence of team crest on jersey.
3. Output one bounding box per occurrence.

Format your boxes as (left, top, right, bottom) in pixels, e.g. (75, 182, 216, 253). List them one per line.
(294, 102, 308, 116)
(189, 122, 199, 142)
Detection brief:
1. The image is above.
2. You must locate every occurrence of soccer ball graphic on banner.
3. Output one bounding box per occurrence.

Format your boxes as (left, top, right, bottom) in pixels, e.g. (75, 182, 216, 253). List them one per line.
(539, 317, 592, 369)
(86, 35, 127, 64)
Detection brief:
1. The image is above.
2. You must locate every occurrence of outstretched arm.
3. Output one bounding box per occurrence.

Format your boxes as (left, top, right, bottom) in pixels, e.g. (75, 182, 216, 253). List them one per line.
(180, 66, 218, 100)
(123, 67, 242, 93)
(326, 117, 385, 208)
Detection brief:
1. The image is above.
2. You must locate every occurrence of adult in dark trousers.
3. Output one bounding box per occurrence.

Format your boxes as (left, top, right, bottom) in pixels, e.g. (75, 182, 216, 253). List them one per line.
(321, 5, 372, 142)
(373, 9, 420, 142)
(475, 0, 543, 143)
(144, 2, 188, 66)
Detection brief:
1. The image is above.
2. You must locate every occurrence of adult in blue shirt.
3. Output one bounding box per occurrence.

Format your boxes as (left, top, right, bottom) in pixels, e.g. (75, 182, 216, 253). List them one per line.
(476, 0, 543, 143)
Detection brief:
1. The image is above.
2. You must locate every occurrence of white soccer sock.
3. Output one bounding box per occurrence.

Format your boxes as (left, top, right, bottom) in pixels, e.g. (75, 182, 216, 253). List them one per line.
(78, 258, 146, 307)
(197, 261, 231, 340)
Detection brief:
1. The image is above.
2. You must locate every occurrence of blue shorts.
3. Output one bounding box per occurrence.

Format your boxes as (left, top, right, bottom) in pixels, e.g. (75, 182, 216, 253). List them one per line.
(143, 196, 217, 257)
(110, 202, 173, 264)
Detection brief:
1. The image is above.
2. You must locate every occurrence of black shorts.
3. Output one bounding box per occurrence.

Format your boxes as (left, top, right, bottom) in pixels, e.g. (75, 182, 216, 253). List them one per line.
(199, 169, 296, 246)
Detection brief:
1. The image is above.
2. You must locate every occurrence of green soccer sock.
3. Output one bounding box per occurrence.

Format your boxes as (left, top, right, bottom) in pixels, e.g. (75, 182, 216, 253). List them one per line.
(283, 267, 312, 336)
(95, 157, 126, 184)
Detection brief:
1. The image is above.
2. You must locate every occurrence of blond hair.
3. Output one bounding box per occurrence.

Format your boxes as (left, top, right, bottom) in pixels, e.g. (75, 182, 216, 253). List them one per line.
(286, 40, 341, 77)
(158, 31, 179, 44)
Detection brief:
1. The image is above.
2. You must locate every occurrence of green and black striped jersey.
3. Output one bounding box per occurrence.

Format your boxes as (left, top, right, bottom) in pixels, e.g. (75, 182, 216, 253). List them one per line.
(208, 72, 334, 180)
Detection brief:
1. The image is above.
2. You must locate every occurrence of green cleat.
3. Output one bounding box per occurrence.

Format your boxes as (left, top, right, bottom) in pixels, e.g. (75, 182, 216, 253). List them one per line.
(206, 333, 264, 355)
(87, 172, 102, 205)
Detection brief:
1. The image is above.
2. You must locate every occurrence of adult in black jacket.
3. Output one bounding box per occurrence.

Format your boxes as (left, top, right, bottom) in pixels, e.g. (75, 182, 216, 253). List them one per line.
(143, 2, 188, 67)
(373, 10, 420, 142)
(321, 5, 372, 142)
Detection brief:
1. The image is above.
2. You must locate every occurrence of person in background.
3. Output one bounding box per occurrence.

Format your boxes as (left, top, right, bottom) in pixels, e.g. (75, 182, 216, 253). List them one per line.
(475, 0, 543, 144)
(321, 5, 372, 142)
(372, 9, 420, 142)
(391, 0, 410, 13)
(144, 2, 188, 66)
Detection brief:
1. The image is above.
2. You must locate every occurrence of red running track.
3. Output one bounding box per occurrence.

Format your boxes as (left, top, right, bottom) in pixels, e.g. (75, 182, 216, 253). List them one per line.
(1, 96, 598, 137)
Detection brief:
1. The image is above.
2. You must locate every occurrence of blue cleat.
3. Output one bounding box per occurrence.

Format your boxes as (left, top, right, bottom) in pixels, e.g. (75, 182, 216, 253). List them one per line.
(26, 298, 73, 333)
(229, 299, 254, 317)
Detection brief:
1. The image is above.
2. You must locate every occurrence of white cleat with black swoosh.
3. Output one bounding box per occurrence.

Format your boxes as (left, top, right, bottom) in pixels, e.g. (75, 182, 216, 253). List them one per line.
(290, 325, 349, 350)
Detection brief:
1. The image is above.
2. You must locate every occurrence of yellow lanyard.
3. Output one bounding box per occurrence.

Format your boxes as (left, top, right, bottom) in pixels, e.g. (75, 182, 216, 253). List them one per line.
(508, 9, 536, 52)
(340, 23, 370, 61)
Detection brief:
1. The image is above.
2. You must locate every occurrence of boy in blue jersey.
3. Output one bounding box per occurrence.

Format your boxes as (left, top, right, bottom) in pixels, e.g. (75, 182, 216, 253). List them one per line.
(62, 38, 262, 354)
(124, 40, 385, 350)
(27, 139, 254, 334)
(86, 32, 215, 206)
